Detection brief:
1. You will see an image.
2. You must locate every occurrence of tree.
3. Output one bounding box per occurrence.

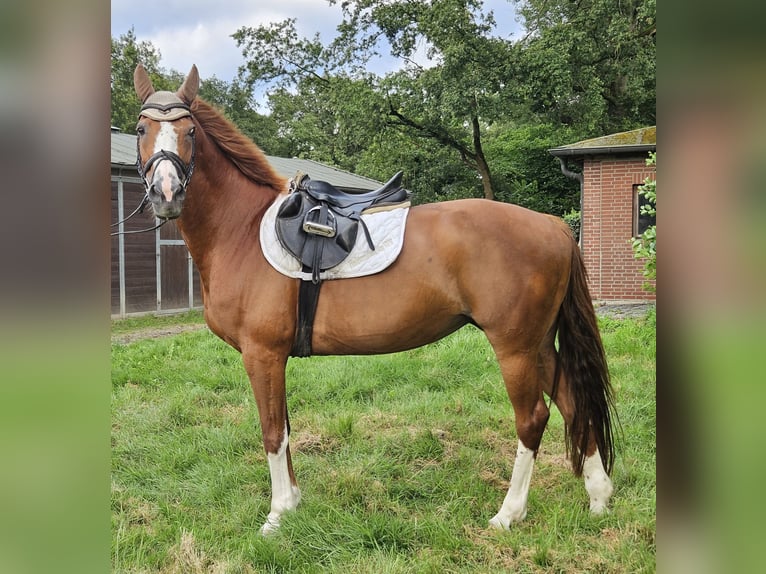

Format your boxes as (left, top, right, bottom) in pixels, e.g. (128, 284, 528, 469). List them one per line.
(234, 0, 516, 200)
(513, 0, 656, 133)
(110, 29, 163, 131)
(233, 0, 654, 210)
(356, 130, 479, 205)
(265, 75, 389, 170)
(484, 122, 581, 214)
(199, 76, 285, 156)
(356, 0, 514, 200)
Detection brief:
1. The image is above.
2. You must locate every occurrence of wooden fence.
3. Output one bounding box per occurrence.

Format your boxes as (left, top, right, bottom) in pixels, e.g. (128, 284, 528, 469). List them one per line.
(111, 170, 203, 317)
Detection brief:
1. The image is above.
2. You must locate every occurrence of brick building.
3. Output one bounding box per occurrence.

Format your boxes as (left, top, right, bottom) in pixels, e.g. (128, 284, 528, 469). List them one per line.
(549, 127, 656, 301)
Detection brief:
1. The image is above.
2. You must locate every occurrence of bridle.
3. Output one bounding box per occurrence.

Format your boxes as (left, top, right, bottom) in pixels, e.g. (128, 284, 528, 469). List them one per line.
(135, 122, 196, 194)
(111, 107, 197, 237)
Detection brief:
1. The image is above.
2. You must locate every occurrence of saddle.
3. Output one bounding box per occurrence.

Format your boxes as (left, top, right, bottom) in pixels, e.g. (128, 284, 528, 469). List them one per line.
(275, 171, 411, 357)
(276, 171, 410, 282)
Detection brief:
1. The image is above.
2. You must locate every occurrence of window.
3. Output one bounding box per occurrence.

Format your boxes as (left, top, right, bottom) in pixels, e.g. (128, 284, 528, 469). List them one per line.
(633, 184, 656, 237)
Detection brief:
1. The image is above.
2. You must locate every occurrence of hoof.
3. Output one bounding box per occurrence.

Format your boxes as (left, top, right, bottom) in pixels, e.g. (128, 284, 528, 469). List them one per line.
(488, 505, 527, 530)
(259, 514, 281, 536)
(589, 502, 610, 515)
(488, 515, 509, 530)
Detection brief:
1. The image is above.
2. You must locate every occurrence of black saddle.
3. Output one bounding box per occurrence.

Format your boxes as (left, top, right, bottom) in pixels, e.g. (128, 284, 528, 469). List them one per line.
(302, 171, 409, 212)
(274, 171, 411, 357)
(275, 171, 410, 282)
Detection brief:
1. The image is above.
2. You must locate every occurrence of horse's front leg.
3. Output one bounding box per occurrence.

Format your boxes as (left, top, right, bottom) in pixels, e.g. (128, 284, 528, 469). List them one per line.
(242, 349, 301, 535)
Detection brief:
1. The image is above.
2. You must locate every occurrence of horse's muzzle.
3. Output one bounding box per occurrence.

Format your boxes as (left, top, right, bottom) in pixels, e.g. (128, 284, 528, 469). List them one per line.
(148, 184, 185, 219)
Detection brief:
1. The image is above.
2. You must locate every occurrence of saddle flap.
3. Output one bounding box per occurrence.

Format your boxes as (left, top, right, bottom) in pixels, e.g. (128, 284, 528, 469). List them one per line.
(275, 171, 410, 282)
(275, 191, 358, 272)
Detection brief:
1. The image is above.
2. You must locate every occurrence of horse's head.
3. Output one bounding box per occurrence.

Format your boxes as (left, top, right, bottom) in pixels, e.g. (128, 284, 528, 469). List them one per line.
(133, 64, 199, 220)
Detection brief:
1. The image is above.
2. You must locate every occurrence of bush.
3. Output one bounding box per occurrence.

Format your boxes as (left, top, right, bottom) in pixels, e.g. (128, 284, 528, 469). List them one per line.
(632, 152, 656, 291)
(563, 209, 581, 242)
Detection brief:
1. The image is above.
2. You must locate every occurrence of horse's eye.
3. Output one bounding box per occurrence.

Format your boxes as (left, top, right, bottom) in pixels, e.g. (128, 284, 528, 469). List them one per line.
(136, 125, 146, 137)
(188, 126, 195, 137)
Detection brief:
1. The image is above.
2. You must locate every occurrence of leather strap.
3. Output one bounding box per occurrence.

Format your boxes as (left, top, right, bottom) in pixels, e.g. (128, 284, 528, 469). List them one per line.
(292, 276, 322, 357)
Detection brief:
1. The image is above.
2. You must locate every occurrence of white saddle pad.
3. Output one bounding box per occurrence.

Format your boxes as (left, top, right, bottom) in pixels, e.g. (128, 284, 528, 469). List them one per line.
(260, 194, 410, 281)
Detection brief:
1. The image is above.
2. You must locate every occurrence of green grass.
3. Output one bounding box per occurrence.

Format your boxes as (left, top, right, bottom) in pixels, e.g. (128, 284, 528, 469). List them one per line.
(112, 311, 655, 573)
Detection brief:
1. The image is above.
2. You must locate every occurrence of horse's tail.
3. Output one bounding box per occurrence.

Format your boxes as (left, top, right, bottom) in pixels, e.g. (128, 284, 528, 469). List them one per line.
(555, 239, 616, 477)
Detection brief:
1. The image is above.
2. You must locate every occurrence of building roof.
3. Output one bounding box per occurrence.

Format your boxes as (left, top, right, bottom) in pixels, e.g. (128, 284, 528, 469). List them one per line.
(548, 126, 656, 157)
(111, 130, 138, 166)
(111, 130, 382, 191)
(264, 156, 382, 191)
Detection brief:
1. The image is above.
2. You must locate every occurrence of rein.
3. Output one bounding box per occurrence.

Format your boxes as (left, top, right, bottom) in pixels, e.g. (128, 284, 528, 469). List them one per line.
(110, 193, 149, 229)
(110, 213, 168, 236)
(109, 189, 168, 236)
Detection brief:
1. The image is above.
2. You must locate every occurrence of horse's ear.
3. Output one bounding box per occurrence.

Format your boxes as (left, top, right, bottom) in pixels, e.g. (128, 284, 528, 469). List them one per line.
(176, 65, 200, 105)
(134, 64, 155, 103)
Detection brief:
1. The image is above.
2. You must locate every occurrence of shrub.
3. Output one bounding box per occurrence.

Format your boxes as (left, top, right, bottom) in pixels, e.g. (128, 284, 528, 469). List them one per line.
(632, 152, 656, 291)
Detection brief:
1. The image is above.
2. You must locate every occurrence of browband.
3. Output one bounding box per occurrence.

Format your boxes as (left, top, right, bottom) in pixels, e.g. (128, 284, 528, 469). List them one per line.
(140, 102, 191, 113)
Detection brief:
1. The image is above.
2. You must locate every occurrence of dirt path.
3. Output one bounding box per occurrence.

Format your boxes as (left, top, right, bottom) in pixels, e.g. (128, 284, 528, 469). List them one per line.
(111, 324, 208, 345)
(595, 302, 655, 319)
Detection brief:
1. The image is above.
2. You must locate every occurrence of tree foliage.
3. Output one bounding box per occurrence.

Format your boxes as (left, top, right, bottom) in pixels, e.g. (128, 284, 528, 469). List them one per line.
(231, 0, 654, 210)
(110, 29, 163, 131)
(514, 0, 656, 133)
(197, 76, 285, 155)
(266, 76, 388, 170)
(235, 0, 516, 199)
(632, 152, 656, 290)
(338, 0, 516, 199)
(484, 122, 581, 213)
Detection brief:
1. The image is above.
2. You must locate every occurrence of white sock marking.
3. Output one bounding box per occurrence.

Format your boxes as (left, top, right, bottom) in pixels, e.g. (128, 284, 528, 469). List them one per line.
(261, 423, 301, 535)
(583, 449, 613, 514)
(489, 440, 536, 529)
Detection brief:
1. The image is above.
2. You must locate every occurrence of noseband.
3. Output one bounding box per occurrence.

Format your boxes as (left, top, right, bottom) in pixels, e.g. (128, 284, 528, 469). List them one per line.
(135, 128, 196, 196)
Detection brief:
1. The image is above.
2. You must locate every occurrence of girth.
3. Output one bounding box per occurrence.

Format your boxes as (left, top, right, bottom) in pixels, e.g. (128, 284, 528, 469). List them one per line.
(275, 171, 411, 357)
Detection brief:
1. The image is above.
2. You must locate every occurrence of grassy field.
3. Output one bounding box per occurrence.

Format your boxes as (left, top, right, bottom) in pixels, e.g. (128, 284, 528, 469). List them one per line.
(112, 309, 655, 573)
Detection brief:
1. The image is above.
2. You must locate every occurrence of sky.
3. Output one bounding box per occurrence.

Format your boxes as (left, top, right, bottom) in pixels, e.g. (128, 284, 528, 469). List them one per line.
(111, 0, 523, 97)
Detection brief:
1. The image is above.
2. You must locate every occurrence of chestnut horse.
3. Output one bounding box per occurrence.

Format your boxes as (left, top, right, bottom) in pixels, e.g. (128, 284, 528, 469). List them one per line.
(132, 64, 616, 535)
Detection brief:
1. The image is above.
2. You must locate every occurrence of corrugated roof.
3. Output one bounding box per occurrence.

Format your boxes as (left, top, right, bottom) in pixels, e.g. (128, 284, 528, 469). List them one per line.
(549, 126, 656, 157)
(264, 156, 382, 190)
(111, 131, 382, 191)
(111, 131, 138, 166)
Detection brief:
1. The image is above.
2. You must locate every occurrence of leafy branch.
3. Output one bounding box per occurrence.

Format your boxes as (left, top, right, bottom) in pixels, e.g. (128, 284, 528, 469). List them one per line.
(632, 151, 656, 291)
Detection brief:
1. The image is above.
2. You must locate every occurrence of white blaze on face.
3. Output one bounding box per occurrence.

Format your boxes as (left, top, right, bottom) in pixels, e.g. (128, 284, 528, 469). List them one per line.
(152, 122, 181, 202)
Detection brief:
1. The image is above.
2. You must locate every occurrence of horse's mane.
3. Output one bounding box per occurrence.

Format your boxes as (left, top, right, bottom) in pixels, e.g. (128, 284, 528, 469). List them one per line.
(191, 98, 287, 192)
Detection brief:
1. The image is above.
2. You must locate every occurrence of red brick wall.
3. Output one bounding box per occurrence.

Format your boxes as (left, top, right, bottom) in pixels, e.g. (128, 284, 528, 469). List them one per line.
(581, 155, 656, 301)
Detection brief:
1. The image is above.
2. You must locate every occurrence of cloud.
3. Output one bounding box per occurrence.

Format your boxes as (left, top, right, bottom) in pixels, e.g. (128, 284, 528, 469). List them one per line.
(112, 0, 345, 81)
(111, 0, 523, 86)
(141, 19, 246, 81)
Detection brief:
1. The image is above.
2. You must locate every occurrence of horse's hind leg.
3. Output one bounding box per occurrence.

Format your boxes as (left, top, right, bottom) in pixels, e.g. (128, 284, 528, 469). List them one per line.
(488, 350, 550, 529)
(538, 345, 613, 514)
